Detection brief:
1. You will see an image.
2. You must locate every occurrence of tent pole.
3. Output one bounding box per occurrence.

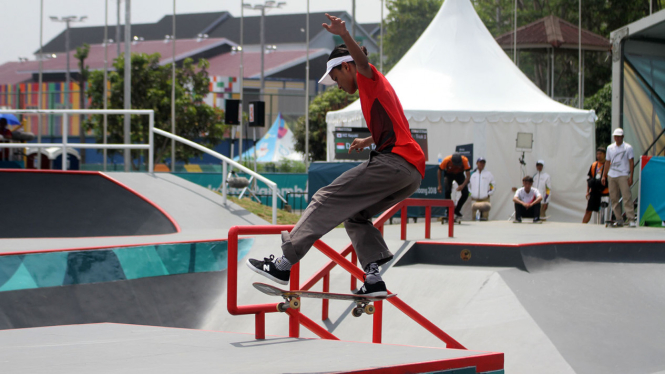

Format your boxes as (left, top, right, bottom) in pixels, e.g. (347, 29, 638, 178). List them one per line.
(551, 48, 555, 98)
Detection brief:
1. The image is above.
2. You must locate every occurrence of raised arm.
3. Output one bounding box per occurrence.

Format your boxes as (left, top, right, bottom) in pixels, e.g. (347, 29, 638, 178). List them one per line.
(322, 13, 373, 79)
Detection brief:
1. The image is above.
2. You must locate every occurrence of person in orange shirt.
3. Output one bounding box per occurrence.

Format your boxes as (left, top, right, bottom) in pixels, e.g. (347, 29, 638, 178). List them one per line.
(583, 147, 610, 223)
(437, 152, 471, 219)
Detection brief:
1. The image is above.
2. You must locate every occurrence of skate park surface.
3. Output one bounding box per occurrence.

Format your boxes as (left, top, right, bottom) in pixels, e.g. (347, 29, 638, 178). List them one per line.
(1, 169, 664, 373)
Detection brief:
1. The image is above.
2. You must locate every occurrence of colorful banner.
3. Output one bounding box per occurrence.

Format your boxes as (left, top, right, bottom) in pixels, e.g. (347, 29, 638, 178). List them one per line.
(639, 155, 665, 227)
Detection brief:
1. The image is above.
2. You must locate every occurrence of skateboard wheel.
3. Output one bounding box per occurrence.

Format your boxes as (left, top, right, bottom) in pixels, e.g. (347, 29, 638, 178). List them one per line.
(289, 298, 300, 310)
(352, 307, 363, 318)
(364, 304, 375, 315)
(277, 302, 288, 313)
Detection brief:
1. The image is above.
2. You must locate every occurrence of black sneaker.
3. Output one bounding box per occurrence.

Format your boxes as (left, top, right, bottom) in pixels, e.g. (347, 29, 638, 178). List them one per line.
(246, 255, 290, 285)
(513, 218, 522, 223)
(354, 280, 388, 297)
(533, 218, 543, 224)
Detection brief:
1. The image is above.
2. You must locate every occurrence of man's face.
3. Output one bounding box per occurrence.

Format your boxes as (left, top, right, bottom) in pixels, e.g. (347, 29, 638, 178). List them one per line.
(536, 164, 543, 172)
(477, 161, 485, 171)
(329, 62, 358, 94)
(523, 180, 532, 191)
(614, 135, 623, 145)
(596, 151, 606, 162)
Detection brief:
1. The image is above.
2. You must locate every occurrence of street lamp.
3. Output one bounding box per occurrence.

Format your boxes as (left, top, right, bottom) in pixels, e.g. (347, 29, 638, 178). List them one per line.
(50, 15, 87, 111)
(243, 1, 286, 100)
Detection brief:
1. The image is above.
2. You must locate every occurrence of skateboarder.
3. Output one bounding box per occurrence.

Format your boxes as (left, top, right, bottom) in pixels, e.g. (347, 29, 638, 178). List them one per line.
(247, 13, 425, 297)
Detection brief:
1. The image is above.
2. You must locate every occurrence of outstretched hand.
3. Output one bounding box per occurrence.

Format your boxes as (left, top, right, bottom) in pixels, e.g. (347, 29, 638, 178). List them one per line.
(322, 13, 347, 36)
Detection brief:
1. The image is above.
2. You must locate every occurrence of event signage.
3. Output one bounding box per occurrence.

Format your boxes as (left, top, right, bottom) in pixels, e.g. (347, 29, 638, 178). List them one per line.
(333, 127, 428, 161)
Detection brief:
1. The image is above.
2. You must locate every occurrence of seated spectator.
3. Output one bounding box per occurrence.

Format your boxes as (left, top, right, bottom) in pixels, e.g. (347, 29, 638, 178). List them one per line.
(468, 157, 495, 221)
(513, 176, 542, 223)
(583, 147, 610, 224)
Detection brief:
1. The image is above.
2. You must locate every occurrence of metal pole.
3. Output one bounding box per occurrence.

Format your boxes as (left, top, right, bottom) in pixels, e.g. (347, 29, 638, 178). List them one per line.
(104, 0, 109, 171)
(148, 111, 154, 173)
(305, 0, 309, 171)
(578, 0, 582, 108)
(352, 0, 356, 41)
(123, 0, 131, 172)
(171, 0, 176, 171)
(513, 0, 517, 63)
(116, 0, 121, 57)
(380, 0, 383, 73)
(239, 2, 244, 163)
(551, 47, 555, 98)
(222, 161, 228, 204)
(65, 20, 71, 111)
(62, 113, 68, 170)
(38, 0, 43, 169)
(260, 7, 265, 100)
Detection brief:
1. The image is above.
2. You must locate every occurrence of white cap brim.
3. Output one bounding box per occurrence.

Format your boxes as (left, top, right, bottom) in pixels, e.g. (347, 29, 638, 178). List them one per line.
(537, 160, 545, 165)
(318, 55, 354, 85)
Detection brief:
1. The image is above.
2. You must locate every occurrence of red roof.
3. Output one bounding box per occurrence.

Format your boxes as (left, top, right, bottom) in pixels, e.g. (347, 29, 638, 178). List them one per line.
(13, 38, 235, 75)
(495, 15, 610, 51)
(206, 49, 328, 78)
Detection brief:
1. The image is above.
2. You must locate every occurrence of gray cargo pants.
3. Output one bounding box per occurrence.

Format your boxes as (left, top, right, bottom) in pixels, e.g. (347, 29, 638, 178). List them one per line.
(281, 152, 422, 270)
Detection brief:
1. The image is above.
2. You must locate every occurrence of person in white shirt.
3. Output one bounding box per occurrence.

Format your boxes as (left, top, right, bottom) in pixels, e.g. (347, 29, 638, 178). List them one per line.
(468, 157, 495, 221)
(513, 176, 543, 223)
(533, 160, 551, 219)
(601, 128, 636, 227)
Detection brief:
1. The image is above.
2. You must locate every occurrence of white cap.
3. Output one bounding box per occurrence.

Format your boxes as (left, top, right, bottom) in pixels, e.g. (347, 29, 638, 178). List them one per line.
(613, 128, 624, 137)
(318, 55, 355, 85)
(537, 159, 545, 166)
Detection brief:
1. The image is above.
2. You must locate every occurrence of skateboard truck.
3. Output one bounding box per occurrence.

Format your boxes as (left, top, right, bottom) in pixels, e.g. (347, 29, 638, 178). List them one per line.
(276, 296, 301, 312)
(352, 301, 375, 317)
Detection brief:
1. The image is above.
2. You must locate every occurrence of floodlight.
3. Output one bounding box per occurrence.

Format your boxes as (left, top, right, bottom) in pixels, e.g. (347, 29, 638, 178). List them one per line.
(516, 132, 533, 152)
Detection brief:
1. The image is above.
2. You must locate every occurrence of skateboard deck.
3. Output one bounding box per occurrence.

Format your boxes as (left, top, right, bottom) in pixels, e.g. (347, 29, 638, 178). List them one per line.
(253, 282, 396, 317)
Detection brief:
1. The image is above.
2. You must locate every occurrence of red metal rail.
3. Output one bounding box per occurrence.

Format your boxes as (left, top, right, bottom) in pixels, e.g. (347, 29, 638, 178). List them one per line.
(227, 198, 464, 349)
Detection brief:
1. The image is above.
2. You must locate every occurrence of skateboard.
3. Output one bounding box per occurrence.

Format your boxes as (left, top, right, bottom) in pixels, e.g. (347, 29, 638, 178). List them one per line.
(253, 282, 397, 317)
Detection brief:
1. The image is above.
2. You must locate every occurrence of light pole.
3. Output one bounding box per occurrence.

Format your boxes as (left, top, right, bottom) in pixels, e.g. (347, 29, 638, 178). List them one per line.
(124, 0, 131, 172)
(243, 1, 286, 101)
(305, 0, 309, 171)
(38, 0, 43, 169)
(50, 15, 87, 112)
(380, 0, 384, 73)
(171, 0, 176, 171)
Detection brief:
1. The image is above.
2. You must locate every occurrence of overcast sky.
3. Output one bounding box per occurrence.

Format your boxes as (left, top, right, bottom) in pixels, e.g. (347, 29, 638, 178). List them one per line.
(0, 0, 388, 65)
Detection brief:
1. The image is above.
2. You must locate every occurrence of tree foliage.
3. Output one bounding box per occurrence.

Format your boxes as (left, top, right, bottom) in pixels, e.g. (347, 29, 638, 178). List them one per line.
(292, 88, 359, 161)
(584, 82, 612, 148)
(381, 0, 661, 101)
(87, 53, 227, 168)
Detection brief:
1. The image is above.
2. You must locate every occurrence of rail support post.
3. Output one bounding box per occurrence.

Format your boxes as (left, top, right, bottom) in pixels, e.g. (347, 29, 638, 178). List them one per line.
(255, 312, 265, 340)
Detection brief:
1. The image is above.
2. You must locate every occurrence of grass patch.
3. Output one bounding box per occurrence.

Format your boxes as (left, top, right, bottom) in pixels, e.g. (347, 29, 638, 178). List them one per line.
(228, 196, 302, 225)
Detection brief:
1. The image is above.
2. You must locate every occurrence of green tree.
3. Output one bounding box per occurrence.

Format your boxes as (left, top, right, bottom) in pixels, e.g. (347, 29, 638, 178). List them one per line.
(74, 43, 90, 163)
(473, 0, 663, 100)
(383, 0, 443, 72)
(584, 82, 612, 148)
(87, 53, 228, 169)
(292, 87, 359, 161)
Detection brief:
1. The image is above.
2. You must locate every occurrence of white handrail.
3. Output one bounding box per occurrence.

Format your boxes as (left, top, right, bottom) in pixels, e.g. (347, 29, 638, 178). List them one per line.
(151, 128, 279, 225)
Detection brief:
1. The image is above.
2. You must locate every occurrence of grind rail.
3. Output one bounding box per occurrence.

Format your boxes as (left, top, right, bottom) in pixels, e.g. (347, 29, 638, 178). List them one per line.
(227, 198, 464, 349)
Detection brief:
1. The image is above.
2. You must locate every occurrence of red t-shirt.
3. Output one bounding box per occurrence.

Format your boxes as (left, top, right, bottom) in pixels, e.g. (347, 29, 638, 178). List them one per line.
(356, 64, 426, 178)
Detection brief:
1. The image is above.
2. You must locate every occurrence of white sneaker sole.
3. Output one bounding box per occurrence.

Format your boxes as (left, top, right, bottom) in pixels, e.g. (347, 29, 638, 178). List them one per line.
(245, 260, 289, 285)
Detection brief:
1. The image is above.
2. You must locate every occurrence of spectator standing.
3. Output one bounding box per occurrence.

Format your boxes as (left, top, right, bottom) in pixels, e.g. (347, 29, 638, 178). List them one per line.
(583, 147, 609, 223)
(437, 152, 471, 219)
(602, 128, 636, 227)
(468, 157, 495, 221)
(533, 160, 551, 219)
(513, 176, 543, 223)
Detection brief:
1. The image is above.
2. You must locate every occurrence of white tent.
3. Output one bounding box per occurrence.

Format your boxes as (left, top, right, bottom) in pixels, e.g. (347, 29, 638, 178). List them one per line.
(325, 0, 596, 222)
(235, 113, 303, 163)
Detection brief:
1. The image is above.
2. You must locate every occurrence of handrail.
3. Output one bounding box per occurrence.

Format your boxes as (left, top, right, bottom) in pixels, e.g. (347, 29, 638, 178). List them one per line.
(152, 128, 279, 225)
(227, 198, 464, 349)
